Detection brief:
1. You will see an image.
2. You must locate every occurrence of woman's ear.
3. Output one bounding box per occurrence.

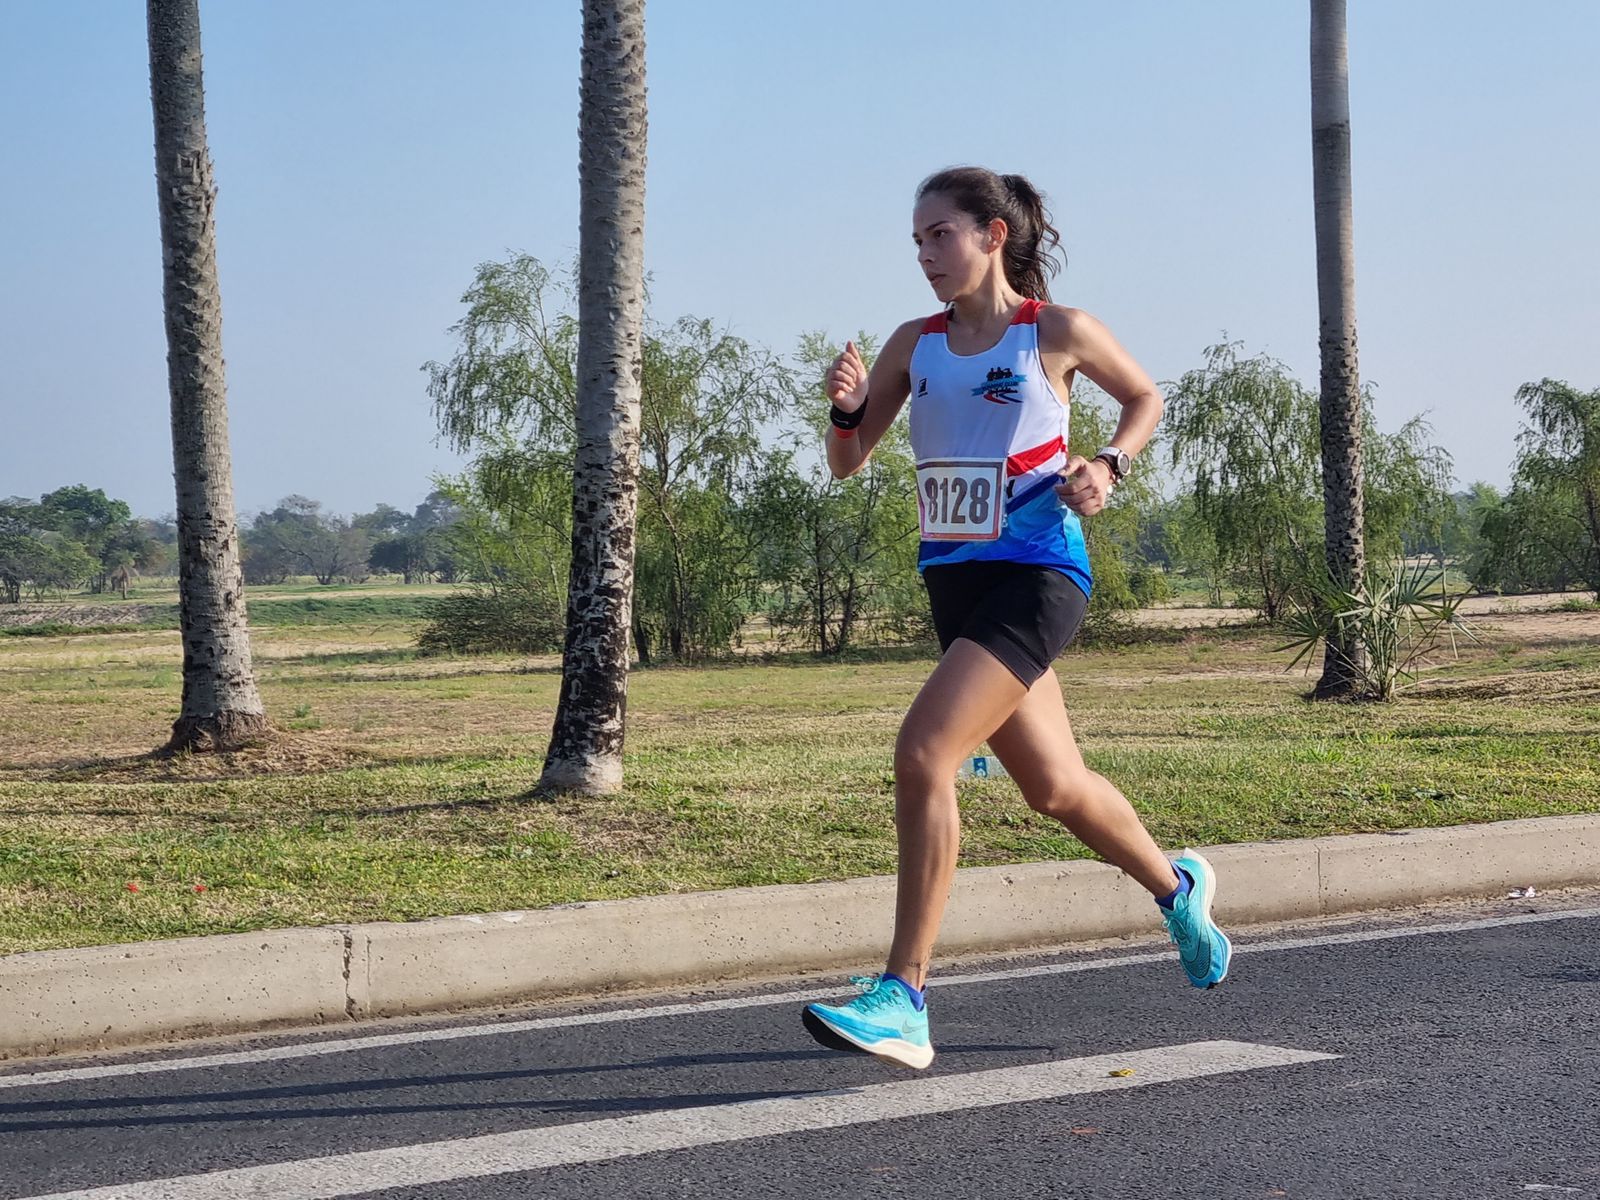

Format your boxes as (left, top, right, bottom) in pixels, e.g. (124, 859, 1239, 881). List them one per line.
(986, 217, 1009, 254)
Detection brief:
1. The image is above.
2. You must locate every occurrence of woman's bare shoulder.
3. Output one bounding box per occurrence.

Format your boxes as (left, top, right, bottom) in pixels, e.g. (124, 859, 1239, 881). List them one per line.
(1036, 304, 1103, 338)
(891, 314, 936, 340)
(877, 315, 937, 366)
(1037, 304, 1120, 358)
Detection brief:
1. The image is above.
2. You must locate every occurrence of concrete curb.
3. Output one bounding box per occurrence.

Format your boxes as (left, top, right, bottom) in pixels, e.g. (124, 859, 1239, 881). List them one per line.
(3, 814, 1597, 1059)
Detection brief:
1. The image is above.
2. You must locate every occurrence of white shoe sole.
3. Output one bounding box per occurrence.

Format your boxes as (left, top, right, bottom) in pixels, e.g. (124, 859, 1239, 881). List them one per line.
(803, 1008, 935, 1070)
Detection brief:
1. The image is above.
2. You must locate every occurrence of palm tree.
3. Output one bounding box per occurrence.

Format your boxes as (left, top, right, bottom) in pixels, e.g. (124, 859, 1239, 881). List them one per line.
(148, 0, 268, 751)
(540, 0, 648, 793)
(1310, 0, 1367, 699)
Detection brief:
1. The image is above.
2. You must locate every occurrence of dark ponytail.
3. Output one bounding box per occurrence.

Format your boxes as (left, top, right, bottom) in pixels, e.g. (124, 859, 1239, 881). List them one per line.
(917, 166, 1065, 301)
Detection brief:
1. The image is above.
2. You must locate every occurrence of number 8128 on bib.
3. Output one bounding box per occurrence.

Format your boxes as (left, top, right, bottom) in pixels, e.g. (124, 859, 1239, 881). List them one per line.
(915, 459, 1004, 542)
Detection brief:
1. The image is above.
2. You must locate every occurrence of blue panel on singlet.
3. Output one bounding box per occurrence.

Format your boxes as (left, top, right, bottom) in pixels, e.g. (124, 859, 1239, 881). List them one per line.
(917, 474, 1093, 598)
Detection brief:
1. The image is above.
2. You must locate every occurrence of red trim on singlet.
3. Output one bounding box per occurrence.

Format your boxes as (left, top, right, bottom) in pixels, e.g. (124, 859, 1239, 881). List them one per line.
(1005, 434, 1065, 477)
(1009, 298, 1044, 325)
(922, 299, 1042, 335)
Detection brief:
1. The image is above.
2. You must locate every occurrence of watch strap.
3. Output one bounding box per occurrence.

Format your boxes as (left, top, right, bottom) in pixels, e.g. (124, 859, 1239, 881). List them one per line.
(1094, 447, 1128, 482)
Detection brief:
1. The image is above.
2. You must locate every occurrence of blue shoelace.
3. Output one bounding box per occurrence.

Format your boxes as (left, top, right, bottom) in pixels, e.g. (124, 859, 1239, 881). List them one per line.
(846, 974, 899, 1013)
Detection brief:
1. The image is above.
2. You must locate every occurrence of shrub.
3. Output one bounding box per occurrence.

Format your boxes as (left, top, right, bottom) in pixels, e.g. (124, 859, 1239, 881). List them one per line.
(417, 585, 565, 656)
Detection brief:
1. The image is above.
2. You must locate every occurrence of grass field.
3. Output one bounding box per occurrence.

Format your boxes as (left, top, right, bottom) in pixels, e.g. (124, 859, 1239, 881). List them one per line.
(1, 583, 1598, 955)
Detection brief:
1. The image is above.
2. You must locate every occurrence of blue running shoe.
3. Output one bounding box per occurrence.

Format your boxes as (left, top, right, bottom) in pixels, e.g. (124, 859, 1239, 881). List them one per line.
(1161, 850, 1233, 988)
(802, 974, 934, 1069)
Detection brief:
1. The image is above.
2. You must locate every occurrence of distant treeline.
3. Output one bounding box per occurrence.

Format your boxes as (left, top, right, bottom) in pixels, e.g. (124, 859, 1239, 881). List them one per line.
(6, 264, 1596, 659)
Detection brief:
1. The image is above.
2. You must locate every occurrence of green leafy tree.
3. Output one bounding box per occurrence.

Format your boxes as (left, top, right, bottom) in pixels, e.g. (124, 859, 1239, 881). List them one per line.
(0, 536, 42, 604)
(1407, 483, 1497, 569)
(1155, 493, 1227, 606)
(415, 466, 571, 654)
(1067, 385, 1167, 636)
(243, 497, 316, 584)
(1446, 483, 1500, 573)
(37, 485, 137, 593)
(746, 440, 926, 654)
(1361, 413, 1455, 564)
(1166, 342, 1455, 623)
(243, 496, 371, 585)
(746, 333, 924, 654)
(1472, 489, 1579, 594)
(0, 500, 46, 603)
(358, 492, 467, 583)
(412, 489, 466, 532)
(427, 254, 788, 664)
(410, 489, 468, 583)
(133, 517, 178, 578)
(1475, 380, 1600, 598)
(425, 259, 584, 654)
(359, 503, 429, 583)
(369, 530, 444, 583)
(1165, 343, 1323, 621)
(0, 498, 104, 602)
(29, 539, 99, 599)
(353, 503, 414, 539)
(632, 319, 790, 661)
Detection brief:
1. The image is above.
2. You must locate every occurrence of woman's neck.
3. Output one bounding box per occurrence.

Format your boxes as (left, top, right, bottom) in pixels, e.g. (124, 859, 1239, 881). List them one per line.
(948, 273, 1027, 329)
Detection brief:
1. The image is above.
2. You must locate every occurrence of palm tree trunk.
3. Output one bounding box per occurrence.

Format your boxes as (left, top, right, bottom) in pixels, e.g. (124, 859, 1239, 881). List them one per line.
(1310, 0, 1368, 699)
(540, 0, 648, 794)
(148, 0, 269, 752)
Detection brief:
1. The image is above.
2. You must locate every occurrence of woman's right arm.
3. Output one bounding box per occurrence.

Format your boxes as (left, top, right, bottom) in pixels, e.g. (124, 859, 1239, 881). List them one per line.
(824, 318, 922, 480)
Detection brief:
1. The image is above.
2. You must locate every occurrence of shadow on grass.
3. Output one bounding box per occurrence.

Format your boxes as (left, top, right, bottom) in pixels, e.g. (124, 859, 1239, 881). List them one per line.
(328, 772, 642, 817)
(14, 733, 378, 784)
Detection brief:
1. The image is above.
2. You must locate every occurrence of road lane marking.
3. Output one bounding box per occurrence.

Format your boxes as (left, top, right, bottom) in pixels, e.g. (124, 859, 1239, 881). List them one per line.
(14, 1040, 1337, 1199)
(2, 904, 1590, 1090)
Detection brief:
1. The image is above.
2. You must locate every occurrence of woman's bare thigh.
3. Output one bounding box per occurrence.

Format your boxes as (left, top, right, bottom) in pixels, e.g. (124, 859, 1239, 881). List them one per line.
(982, 667, 1087, 797)
(897, 638, 1032, 771)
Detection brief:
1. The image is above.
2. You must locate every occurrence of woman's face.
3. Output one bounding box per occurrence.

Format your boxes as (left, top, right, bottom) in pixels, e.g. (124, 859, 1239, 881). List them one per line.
(912, 192, 1003, 304)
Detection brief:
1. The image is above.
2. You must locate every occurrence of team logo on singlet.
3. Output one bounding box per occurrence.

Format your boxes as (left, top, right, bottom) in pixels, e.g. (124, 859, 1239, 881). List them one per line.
(972, 366, 1026, 404)
(917, 377, 928, 397)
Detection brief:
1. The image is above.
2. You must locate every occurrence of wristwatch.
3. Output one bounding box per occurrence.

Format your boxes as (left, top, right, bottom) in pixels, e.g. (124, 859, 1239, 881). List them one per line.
(1094, 446, 1131, 483)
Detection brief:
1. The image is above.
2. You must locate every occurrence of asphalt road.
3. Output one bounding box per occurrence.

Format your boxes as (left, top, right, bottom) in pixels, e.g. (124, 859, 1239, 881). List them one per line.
(1, 893, 1596, 1199)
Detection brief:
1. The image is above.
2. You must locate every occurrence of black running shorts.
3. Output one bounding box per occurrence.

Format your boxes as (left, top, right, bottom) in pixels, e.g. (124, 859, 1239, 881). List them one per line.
(922, 560, 1089, 686)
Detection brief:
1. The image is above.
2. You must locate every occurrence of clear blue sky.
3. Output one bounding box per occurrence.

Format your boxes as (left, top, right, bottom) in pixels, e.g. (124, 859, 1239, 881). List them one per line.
(3, 1, 1597, 520)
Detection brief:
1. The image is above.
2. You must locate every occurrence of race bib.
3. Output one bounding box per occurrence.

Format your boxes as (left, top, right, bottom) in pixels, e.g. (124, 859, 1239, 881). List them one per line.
(916, 459, 1003, 541)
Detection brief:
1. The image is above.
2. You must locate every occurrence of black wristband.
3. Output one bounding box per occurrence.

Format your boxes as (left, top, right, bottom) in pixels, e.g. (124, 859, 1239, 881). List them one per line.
(829, 395, 868, 431)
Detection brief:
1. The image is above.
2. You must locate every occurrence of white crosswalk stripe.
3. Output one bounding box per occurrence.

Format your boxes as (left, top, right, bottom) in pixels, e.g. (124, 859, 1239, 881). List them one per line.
(16, 1040, 1336, 1200)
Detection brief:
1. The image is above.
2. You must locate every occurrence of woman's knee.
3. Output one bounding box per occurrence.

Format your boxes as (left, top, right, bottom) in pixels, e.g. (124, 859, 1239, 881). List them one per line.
(893, 728, 961, 790)
(1023, 771, 1096, 822)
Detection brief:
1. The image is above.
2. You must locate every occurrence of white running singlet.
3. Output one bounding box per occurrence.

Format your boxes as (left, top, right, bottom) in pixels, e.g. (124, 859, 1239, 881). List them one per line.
(907, 298, 1092, 595)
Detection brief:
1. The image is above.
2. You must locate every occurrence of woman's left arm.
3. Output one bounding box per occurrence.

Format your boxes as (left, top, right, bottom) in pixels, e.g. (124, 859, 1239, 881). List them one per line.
(1039, 305, 1164, 516)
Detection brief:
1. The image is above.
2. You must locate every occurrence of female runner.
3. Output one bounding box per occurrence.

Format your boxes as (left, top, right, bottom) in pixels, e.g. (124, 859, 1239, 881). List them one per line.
(802, 167, 1231, 1070)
